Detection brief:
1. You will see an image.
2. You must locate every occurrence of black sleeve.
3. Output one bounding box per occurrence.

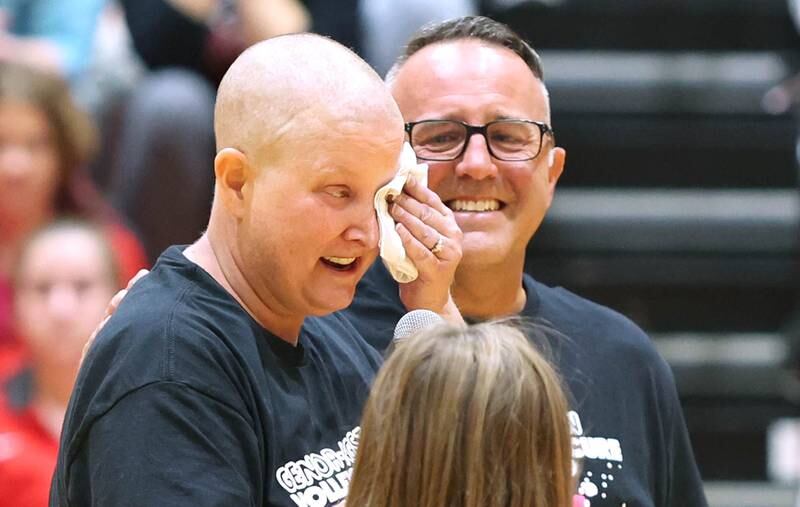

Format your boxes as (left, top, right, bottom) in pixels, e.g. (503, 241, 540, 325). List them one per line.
(63, 381, 261, 506)
(119, 0, 209, 71)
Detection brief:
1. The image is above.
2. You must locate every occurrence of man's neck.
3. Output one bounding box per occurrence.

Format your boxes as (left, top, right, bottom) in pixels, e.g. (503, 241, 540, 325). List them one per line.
(184, 234, 304, 345)
(451, 255, 527, 320)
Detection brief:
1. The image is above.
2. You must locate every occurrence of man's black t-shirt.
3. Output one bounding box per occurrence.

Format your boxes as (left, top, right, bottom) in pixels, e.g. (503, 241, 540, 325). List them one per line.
(347, 261, 709, 507)
(51, 247, 382, 507)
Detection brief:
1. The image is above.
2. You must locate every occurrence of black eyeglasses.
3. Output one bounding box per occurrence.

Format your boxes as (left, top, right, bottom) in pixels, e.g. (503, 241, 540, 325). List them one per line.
(405, 119, 554, 162)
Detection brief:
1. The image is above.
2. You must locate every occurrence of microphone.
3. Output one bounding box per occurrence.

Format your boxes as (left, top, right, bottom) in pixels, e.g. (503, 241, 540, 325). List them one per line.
(392, 309, 444, 344)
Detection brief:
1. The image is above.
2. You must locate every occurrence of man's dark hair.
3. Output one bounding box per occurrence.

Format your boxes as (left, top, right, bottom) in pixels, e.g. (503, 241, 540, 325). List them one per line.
(386, 16, 543, 83)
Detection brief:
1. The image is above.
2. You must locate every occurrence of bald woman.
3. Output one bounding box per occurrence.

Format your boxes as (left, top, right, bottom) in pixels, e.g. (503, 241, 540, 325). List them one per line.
(50, 34, 461, 507)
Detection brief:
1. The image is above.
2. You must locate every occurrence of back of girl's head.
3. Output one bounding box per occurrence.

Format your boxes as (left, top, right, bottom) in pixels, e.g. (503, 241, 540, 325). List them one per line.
(348, 320, 573, 507)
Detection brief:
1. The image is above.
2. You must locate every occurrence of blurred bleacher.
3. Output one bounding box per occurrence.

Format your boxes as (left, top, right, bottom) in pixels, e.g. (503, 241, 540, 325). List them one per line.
(486, 0, 800, 496)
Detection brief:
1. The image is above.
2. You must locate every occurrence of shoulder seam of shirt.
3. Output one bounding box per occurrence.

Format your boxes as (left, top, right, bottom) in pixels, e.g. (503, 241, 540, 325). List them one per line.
(163, 282, 197, 381)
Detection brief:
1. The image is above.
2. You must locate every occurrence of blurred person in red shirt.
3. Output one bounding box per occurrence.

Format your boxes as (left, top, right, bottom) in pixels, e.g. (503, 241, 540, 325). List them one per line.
(0, 62, 147, 376)
(0, 221, 119, 507)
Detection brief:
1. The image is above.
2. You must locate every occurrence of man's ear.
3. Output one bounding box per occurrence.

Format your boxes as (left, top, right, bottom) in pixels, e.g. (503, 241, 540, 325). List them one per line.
(546, 147, 566, 197)
(214, 148, 251, 219)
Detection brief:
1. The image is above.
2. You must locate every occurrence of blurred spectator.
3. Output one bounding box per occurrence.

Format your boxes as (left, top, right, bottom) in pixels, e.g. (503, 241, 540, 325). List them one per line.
(0, 0, 107, 78)
(346, 321, 577, 507)
(122, 0, 309, 83)
(112, 0, 309, 261)
(0, 62, 147, 374)
(303, 0, 362, 55)
(0, 221, 118, 507)
(359, 0, 477, 76)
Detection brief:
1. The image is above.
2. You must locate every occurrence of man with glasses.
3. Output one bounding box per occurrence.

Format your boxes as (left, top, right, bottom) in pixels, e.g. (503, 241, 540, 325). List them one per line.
(348, 16, 708, 507)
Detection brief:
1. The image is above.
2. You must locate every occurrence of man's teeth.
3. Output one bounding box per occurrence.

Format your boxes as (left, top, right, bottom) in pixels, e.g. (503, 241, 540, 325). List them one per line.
(323, 256, 356, 265)
(448, 199, 501, 212)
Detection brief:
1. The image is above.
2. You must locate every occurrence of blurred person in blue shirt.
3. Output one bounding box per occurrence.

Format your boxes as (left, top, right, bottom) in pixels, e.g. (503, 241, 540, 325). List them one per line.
(0, 0, 107, 78)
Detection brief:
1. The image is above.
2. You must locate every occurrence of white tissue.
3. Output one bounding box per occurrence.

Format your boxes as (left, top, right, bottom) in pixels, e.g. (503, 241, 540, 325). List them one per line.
(374, 142, 428, 283)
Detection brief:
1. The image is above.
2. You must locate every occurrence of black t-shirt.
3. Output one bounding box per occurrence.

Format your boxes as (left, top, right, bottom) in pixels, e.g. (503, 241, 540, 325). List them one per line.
(50, 247, 382, 507)
(347, 261, 709, 507)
